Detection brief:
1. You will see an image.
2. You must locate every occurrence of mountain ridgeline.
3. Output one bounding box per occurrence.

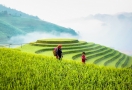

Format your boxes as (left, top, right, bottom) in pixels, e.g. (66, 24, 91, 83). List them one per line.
(0, 4, 78, 43)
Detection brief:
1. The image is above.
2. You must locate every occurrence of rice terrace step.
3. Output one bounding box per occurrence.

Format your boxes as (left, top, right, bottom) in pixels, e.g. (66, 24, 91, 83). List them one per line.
(18, 38, 132, 68)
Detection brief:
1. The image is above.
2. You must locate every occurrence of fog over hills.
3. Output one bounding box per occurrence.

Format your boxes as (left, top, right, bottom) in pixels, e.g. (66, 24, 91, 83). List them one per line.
(56, 13, 132, 55)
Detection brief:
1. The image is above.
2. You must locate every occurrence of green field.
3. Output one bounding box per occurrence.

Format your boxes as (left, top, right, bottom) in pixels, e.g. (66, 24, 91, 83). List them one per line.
(0, 38, 132, 89)
(0, 47, 132, 90)
(18, 38, 132, 68)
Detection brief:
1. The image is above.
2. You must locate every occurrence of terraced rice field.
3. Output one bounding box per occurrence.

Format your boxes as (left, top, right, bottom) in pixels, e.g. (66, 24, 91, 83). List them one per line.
(19, 38, 132, 68)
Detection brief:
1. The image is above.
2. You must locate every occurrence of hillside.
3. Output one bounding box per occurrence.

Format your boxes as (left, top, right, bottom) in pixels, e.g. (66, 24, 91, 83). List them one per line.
(0, 47, 132, 89)
(0, 4, 78, 43)
(18, 38, 132, 68)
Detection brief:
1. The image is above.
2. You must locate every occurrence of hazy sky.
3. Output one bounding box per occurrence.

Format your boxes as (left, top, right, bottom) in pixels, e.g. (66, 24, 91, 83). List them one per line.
(1, 0, 132, 23)
(1, 0, 132, 55)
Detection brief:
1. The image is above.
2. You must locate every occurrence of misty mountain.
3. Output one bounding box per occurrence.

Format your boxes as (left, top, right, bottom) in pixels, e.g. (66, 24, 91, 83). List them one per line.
(78, 13, 132, 52)
(59, 12, 132, 55)
(89, 13, 132, 49)
(0, 4, 78, 43)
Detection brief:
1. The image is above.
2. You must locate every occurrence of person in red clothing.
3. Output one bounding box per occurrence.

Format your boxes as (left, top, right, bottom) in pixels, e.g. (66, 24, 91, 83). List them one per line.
(82, 52, 87, 63)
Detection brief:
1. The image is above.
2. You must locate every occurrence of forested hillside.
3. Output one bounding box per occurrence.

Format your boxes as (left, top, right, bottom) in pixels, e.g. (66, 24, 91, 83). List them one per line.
(0, 4, 78, 43)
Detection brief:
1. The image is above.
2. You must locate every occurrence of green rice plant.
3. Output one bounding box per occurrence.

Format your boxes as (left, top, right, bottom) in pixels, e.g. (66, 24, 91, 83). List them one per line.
(121, 56, 130, 68)
(32, 41, 88, 47)
(115, 54, 126, 68)
(83, 49, 113, 64)
(117, 55, 128, 68)
(93, 50, 116, 64)
(72, 45, 105, 60)
(0, 47, 132, 89)
(35, 43, 95, 54)
(86, 48, 112, 60)
(64, 46, 105, 55)
(36, 38, 79, 44)
(104, 53, 121, 66)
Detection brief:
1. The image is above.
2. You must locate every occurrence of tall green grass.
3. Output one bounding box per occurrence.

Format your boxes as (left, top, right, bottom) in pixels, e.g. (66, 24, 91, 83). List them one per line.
(0, 48, 132, 90)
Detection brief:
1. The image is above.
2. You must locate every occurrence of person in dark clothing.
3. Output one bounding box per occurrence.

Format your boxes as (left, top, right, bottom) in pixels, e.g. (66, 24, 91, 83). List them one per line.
(56, 44, 63, 60)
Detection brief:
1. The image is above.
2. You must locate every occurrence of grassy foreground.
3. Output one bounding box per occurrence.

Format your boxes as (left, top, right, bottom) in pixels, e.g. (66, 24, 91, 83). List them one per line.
(0, 48, 132, 90)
